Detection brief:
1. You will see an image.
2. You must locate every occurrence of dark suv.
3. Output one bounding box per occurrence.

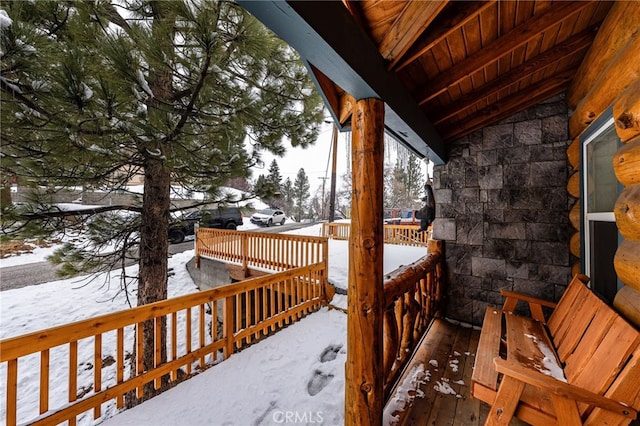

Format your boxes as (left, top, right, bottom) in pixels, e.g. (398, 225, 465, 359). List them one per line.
(168, 207, 243, 244)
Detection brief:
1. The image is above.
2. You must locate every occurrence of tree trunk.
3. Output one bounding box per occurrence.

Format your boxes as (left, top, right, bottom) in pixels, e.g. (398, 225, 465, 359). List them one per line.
(134, 3, 175, 399)
(138, 157, 171, 397)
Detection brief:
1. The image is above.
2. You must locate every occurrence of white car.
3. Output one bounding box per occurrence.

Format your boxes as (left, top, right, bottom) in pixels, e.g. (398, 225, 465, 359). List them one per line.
(250, 209, 286, 226)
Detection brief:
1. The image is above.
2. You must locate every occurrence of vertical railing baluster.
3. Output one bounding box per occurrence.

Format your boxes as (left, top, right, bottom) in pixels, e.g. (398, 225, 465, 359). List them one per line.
(254, 288, 260, 340)
(242, 233, 248, 277)
(212, 300, 219, 348)
(199, 304, 205, 369)
(235, 294, 242, 349)
(262, 283, 268, 336)
(93, 336, 101, 419)
(7, 359, 18, 426)
(40, 349, 50, 415)
(270, 281, 276, 332)
(185, 309, 192, 375)
(116, 328, 124, 407)
(245, 288, 253, 343)
(136, 322, 144, 398)
(224, 296, 234, 358)
(69, 340, 78, 426)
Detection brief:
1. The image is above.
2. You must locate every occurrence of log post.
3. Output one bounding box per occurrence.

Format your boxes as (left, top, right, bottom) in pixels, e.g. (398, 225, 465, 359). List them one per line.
(345, 97, 385, 426)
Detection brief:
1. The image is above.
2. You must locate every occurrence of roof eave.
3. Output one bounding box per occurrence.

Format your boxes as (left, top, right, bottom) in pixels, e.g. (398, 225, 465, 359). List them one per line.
(239, 0, 447, 164)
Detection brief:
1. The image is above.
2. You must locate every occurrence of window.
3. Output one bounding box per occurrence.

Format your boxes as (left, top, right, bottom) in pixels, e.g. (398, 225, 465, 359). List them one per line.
(581, 112, 621, 303)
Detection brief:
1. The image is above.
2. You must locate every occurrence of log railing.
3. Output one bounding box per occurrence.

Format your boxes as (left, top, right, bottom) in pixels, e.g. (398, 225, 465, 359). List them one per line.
(196, 228, 328, 274)
(322, 222, 430, 247)
(382, 239, 445, 398)
(0, 263, 325, 426)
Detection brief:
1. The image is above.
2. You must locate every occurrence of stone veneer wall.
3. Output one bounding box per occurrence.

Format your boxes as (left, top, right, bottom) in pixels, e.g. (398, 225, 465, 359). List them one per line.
(431, 95, 574, 325)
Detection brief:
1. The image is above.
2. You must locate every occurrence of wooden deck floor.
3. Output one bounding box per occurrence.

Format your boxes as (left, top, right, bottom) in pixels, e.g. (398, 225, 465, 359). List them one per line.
(385, 318, 528, 426)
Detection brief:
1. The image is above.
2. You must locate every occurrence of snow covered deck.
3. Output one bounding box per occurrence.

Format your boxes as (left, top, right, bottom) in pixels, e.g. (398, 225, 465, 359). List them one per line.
(97, 313, 528, 426)
(384, 318, 529, 426)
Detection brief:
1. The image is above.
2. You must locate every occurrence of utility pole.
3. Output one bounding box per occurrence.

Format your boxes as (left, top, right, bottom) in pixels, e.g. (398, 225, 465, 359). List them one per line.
(318, 176, 328, 219)
(329, 124, 338, 222)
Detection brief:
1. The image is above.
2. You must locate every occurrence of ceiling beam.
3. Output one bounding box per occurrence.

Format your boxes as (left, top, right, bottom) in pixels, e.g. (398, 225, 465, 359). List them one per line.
(415, 0, 593, 106)
(441, 70, 574, 141)
(239, 0, 447, 164)
(380, 0, 448, 67)
(341, 0, 368, 30)
(430, 27, 597, 126)
(393, 0, 495, 72)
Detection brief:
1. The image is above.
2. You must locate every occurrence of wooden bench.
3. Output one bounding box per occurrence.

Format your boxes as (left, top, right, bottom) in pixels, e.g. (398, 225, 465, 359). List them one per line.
(471, 274, 640, 425)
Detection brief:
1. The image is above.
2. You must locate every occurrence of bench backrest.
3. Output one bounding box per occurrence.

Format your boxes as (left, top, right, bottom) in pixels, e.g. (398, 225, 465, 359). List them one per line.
(547, 275, 640, 422)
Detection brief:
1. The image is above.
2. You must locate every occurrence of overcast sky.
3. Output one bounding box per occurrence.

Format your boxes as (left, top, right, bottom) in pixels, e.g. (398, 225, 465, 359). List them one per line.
(255, 121, 349, 196)
(255, 121, 432, 198)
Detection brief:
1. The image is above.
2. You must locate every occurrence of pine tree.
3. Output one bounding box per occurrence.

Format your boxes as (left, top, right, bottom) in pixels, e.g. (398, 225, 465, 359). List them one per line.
(254, 174, 268, 199)
(292, 168, 310, 221)
(405, 154, 425, 204)
(386, 154, 424, 209)
(265, 159, 283, 207)
(0, 0, 323, 397)
(281, 177, 294, 214)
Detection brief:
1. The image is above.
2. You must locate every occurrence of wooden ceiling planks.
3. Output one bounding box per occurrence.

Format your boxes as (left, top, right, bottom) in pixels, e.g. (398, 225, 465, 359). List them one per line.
(393, 1, 494, 72)
(429, 27, 596, 127)
(331, 0, 613, 143)
(379, 1, 448, 66)
(414, 1, 593, 106)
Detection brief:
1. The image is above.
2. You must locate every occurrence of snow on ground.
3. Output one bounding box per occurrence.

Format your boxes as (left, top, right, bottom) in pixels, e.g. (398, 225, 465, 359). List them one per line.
(281, 222, 427, 291)
(101, 308, 347, 426)
(0, 222, 428, 425)
(0, 241, 63, 267)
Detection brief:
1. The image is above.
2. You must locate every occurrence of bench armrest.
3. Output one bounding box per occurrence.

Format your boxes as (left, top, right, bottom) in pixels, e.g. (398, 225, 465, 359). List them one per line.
(500, 290, 556, 323)
(493, 358, 637, 420)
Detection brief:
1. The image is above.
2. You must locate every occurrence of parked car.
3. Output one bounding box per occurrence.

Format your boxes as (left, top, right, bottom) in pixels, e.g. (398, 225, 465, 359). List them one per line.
(250, 208, 286, 226)
(168, 207, 243, 243)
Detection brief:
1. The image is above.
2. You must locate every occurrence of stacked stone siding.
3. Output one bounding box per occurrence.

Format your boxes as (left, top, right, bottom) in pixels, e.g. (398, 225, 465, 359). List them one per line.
(432, 95, 573, 325)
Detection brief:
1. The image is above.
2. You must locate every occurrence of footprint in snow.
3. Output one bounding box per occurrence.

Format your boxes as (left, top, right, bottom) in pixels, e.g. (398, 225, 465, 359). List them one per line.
(320, 344, 343, 363)
(307, 370, 335, 396)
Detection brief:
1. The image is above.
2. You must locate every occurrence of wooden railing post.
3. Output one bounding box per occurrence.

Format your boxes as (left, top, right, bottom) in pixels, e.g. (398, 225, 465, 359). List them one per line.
(345, 97, 385, 426)
(224, 296, 234, 359)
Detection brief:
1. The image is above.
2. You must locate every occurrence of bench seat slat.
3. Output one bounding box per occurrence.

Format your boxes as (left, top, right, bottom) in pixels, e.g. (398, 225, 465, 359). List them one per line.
(472, 308, 502, 391)
(564, 299, 618, 380)
(505, 313, 565, 382)
(553, 291, 597, 362)
(547, 274, 590, 336)
(586, 345, 640, 426)
(571, 316, 640, 407)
